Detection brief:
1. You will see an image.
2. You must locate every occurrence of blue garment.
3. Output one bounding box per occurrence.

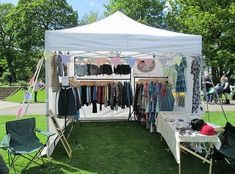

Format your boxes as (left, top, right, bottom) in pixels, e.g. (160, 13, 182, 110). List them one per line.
(75, 64, 87, 77)
(92, 86, 97, 101)
(74, 110, 80, 120)
(175, 57, 187, 92)
(154, 83, 161, 113)
(160, 85, 175, 111)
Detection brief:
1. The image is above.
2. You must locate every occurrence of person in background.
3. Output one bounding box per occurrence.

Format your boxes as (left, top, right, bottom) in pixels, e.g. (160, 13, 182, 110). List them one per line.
(204, 74, 213, 102)
(33, 80, 45, 102)
(0, 155, 9, 174)
(221, 75, 231, 104)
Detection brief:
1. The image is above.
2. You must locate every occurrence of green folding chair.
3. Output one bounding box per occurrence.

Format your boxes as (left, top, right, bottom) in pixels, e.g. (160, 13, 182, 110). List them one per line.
(0, 118, 54, 174)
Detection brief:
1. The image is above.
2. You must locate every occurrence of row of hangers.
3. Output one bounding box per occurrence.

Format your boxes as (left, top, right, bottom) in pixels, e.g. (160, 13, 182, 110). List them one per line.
(135, 77, 168, 84)
(69, 79, 129, 87)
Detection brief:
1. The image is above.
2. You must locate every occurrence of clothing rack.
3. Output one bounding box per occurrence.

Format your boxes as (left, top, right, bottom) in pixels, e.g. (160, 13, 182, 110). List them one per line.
(73, 73, 132, 121)
(133, 76, 168, 92)
(128, 76, 168, 121)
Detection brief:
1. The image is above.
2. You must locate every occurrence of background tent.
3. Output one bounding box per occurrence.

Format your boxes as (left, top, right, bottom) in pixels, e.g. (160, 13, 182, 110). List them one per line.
(44, 11, 202, 157)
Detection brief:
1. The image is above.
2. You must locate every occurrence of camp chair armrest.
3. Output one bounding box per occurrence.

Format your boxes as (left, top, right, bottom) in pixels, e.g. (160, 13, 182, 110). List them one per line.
(35, 128, 55, 137)
(0, 135, 10, 149)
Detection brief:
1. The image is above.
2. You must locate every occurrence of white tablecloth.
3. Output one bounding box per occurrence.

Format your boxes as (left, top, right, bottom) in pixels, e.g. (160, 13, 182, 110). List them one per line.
(156, 111, 221, 163)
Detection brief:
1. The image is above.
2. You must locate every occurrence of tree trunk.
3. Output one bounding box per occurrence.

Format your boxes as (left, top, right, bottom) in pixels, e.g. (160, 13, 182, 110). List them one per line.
(211, 66, 217, 84)
(5, 52, 16, 82)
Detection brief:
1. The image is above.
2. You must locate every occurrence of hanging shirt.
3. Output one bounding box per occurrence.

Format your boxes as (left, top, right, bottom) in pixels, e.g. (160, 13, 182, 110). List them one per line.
(175, 57, 187, 92)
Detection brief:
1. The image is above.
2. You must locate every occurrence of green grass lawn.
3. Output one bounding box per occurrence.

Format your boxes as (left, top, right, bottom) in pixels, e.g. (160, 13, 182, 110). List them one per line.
(5, 89, 46, 103)
(203, 111, 235, 126)
(0, 112, 234, 174)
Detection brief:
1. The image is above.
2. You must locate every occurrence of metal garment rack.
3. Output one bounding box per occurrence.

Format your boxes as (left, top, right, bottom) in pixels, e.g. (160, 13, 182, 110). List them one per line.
(76, 72, 132, 121)
(133, 76, 168, 91)
(129, 76, 168, 121)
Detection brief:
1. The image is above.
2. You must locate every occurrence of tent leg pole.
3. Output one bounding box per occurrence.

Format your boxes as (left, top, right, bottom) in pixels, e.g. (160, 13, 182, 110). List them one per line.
(179, 146, 181, 174)
(209, 158, 212, 174)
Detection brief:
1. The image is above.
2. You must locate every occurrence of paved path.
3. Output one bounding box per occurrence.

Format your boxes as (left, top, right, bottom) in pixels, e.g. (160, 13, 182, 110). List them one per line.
(202, 100, 235, 112)
(0, 101, 46, 115)
(0, 100, 234, 116)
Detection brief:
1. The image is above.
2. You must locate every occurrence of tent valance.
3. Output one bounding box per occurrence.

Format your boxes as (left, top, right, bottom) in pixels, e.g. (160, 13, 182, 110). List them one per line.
(45, 11, 201, 55)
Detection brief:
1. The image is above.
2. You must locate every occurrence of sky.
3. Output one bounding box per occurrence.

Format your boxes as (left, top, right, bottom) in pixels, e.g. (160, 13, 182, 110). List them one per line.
(0, 0, 109, 18)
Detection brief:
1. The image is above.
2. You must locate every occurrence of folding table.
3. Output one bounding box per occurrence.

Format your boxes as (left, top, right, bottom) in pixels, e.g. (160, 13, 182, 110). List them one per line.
(156, 111, 221, 174)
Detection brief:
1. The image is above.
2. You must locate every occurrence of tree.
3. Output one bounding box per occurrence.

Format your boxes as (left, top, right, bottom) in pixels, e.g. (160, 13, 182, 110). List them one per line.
(78, 11, 100, 25)
(104, 0, 166, 28)
(0, 0, 78, 82)
(166, 0, 235, 83)
(0, 3, 16, 82)
(12, 0, 78, 51)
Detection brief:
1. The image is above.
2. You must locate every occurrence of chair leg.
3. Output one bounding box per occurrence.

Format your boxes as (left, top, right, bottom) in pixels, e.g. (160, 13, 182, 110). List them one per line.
(21, 148, 45, 173)
(8, 152, 17, 174)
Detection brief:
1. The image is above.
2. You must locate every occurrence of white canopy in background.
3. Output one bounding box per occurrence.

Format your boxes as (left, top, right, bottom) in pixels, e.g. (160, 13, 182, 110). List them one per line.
(45, 11, 201, 56)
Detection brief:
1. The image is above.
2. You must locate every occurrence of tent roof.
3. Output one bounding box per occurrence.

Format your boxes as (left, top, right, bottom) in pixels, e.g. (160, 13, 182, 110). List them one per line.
(45, 11, 201, 55)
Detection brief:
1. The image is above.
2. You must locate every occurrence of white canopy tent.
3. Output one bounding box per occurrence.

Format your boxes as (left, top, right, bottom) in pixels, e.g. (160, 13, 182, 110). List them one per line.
(45, 11, 201, 56)
(44, 11, 202, 157)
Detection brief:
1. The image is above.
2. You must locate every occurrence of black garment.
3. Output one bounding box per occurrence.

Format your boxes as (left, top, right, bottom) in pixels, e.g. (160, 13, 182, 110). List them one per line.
(110, 83, 115, 110)
(117, 82, 123, 106)
(0, 156, 9, 174)
(133, 84, 141, 112)
(89, 64, 99, 75)
(73, 87, 81, 110)
(80, 86, 88, 106)
(87, 64, 91, 75)
(114, 65, 131, 75)
(205, 78, 213, 92)
(58, 87, 76, 117)
(122, 82, 133, 108)
(98, 64, 113, 75)
(91, 86, 97, 113)
(223, 84, 231, 93)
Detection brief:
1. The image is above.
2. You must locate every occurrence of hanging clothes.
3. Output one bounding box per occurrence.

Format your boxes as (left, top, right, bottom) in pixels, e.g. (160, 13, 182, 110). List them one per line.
(175, 57, 187, 93)
(51, 55, 60, 92)
(80, 86, 88, 106)
(159, 84, 175, 111)
(114, 64, 131, 74)
(75, 64, 87, 77)
(133, 80, 175, 131)
(191, 56, 201, 113)
(91, 86, 97, 113)
(89, 64, 99, 75)
(57, 87, 76, 117)
(98, 64, 113, 75)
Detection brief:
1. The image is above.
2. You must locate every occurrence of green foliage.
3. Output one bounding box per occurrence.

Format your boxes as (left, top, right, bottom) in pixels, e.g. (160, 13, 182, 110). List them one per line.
(166, 0, 235, 82)
(0, 3, 16, 82)
(0, 71, 10, 82)
(0, 0, 78, 83)
(104, 0, 166, 28)
(78, 11, 100, 25)
(12, 0, 78, 50)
